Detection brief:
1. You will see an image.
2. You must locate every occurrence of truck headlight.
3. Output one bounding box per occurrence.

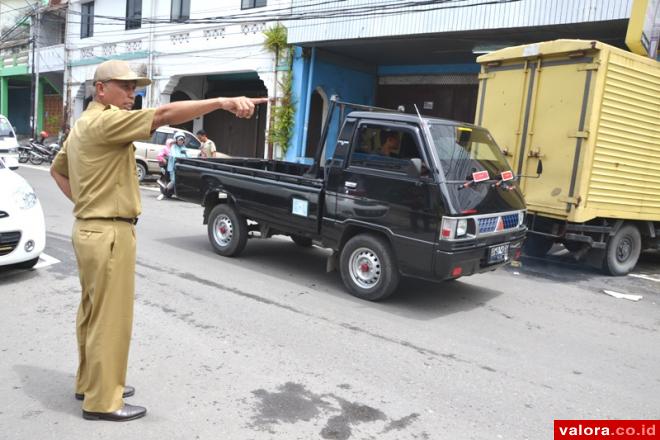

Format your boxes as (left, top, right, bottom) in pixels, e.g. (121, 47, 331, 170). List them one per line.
(441, 218, 456, 239)
(456, 218, 468, 237)
(441, 217, 471, 240)
(14, 184, 37, 210)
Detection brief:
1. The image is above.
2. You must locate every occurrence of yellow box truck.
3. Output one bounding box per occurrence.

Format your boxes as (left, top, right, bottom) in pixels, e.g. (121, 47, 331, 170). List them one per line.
(475, 40, 660, 275)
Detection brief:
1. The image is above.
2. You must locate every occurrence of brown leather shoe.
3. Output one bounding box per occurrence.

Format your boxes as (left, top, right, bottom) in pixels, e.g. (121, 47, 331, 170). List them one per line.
(82, 403, 147, 421)
(75, 385, 135, 401)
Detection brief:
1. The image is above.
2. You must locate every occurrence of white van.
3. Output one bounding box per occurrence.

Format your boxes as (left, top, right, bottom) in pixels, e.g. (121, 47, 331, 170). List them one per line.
(0, 115, 19, 170)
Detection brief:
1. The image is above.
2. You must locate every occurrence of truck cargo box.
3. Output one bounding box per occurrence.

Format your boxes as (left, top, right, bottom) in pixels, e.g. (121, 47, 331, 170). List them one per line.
(476, 39, 660, 224)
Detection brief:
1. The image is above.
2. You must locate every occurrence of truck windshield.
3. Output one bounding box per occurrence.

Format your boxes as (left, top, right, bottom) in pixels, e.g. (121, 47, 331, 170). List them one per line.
(427, 123, 512, 182)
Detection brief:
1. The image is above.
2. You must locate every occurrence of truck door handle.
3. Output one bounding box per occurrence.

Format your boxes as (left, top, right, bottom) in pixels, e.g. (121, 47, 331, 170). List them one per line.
(344, 181, 357, 189)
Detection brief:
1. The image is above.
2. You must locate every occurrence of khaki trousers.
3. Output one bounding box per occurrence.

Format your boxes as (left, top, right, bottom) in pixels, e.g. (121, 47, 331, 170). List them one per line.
(72, 219, 135, 412)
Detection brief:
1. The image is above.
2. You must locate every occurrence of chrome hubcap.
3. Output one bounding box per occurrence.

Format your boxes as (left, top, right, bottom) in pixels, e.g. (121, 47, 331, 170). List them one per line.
(213, 215, 233, 247)
(349, 247, 381, 289)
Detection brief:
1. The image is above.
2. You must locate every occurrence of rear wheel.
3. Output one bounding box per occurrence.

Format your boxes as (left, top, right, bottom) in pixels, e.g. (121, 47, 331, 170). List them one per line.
(602, 224, 641, 276)
(207, 204, 247, 257)
(291, 235, 313, 247)
(523, 235, 554, 257)
(339, 234, 399, 301)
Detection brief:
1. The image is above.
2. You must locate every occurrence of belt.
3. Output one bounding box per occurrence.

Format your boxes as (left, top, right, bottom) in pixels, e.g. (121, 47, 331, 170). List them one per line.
(82, 217, 139, 225)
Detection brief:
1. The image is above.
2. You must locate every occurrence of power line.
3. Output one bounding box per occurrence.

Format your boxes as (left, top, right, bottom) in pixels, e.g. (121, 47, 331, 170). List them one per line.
(57, 0, 519, 45)
(64, 0, 508, 25)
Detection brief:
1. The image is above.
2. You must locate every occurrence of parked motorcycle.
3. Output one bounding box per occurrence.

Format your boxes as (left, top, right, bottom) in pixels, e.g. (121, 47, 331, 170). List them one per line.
(27, 139, 59, 165)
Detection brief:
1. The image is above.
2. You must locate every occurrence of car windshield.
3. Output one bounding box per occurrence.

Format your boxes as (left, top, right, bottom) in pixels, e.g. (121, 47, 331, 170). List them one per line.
(0, 119, 13, 137)
(427, 123, 512, 182)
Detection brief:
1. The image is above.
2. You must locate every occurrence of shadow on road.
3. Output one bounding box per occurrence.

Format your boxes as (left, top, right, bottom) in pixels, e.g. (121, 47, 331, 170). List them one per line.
(510, 249, 660, 298)
(0, 267, 40, 285)
(13, 365, 78, 417)
(155, 234, 504, 318)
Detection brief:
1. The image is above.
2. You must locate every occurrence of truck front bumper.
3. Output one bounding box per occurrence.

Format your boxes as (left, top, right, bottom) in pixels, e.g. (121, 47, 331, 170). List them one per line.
(433, 234, 525, 280)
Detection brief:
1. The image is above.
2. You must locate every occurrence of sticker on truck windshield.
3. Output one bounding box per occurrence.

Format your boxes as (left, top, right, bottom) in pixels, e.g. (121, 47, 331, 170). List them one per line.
(501, 171, 514, 181)
(292, 198, 309, 217)
(472, 170, 490, 182)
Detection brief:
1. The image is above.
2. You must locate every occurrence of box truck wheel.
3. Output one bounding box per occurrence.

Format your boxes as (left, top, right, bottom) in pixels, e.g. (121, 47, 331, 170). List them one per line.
(523, 235, 554, 257)
(339, 233, 399, 301)
(603, 224, 641, 276)
(207, 204, 248, 257)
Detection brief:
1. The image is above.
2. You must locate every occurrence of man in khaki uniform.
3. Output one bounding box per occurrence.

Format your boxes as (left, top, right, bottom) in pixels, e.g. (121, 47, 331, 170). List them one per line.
(51, 60, 266, 421)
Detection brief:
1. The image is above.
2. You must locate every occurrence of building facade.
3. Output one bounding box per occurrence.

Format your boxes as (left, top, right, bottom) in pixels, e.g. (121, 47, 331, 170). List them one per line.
(285, 0, 636, 163)
(0, 0, 66, 136)
(65, 0, 288, 157)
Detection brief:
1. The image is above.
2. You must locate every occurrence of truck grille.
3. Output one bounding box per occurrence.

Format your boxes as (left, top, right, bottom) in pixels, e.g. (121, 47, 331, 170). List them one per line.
(477, 213, 520, 234)
(0, 231, 21, 256)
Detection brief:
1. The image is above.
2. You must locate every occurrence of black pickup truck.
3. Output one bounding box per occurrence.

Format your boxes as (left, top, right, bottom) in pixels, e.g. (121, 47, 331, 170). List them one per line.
(175, 98, 527, 300)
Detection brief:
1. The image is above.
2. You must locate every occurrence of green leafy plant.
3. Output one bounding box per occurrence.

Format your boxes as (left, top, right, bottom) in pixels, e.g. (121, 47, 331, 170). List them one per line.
(263, 24, 294, 157)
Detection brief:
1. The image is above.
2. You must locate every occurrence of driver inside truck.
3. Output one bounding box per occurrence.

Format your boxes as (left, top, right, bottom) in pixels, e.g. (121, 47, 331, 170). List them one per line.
(379, 131, 401, 157)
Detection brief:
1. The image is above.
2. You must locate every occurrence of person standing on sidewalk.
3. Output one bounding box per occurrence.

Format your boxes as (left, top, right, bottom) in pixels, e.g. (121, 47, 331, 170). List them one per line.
(196, 129, 217, 158)
(50, 59, 266, 422)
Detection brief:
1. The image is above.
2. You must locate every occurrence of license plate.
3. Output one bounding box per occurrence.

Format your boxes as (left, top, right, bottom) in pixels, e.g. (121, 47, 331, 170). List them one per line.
(488, 243, 510, 264)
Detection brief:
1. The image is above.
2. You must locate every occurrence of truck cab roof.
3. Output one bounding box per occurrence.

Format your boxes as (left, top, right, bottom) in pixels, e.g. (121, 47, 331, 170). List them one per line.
(346, 111, 478, 129)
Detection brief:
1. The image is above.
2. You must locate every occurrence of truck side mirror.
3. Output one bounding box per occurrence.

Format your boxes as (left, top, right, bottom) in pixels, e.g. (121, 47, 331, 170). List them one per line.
(536, 159, 543, 176)
(410, 158, 423, 176)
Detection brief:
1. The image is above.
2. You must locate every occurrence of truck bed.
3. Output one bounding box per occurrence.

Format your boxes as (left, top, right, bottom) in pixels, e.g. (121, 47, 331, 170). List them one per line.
(175, 157, 325, 236)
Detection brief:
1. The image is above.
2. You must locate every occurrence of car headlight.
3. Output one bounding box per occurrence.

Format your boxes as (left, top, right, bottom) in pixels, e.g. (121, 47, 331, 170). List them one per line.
(14, 184, 38, 210)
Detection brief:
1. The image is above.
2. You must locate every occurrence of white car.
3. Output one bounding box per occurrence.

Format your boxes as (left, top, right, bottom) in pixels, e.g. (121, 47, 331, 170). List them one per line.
(0, 159, 45, 269)
(0, 115, 20, 170)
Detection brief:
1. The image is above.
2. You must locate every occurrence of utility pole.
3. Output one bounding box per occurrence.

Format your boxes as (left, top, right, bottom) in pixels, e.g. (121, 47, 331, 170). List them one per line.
(62, 2, 71, 131)
(30, 6, 41, 138)
(146, 0, 156, 107)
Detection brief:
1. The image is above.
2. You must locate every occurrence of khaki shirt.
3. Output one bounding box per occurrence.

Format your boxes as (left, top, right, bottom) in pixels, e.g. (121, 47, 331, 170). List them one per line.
(51, 101, 156, 219)
(201, 139, 216, 158)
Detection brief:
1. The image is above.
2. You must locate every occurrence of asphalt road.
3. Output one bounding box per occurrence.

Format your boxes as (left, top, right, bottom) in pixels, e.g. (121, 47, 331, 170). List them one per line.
(1, 166, 659, 440)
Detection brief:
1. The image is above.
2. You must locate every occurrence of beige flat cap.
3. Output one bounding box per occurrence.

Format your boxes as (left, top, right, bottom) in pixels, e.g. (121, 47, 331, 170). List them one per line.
(93, 60, 151, 87)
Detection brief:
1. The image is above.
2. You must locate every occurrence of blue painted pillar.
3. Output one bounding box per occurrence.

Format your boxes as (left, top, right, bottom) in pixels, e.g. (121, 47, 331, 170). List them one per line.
(300, 47, 316, 160)
(287, 47, 311, 162)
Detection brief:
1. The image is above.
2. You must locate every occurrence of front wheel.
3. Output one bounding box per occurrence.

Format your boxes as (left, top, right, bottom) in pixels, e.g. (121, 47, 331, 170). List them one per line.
(18, 149, 29, 163)
(339, 234, 399, 301)
(602, 224, 641, 276)
(207, 204, 247, 257)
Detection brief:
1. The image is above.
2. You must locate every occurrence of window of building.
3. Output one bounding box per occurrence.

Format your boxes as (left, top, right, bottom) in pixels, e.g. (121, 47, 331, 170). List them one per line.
(126, 0, 142, 30)
(171, 0, 190, 22)
(241, 0, 267, 9)
(80, 2, 94, 39)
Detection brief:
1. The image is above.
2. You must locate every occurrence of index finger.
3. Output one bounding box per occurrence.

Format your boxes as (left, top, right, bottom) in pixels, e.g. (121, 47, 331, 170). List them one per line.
(251, 97, 269, 105)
